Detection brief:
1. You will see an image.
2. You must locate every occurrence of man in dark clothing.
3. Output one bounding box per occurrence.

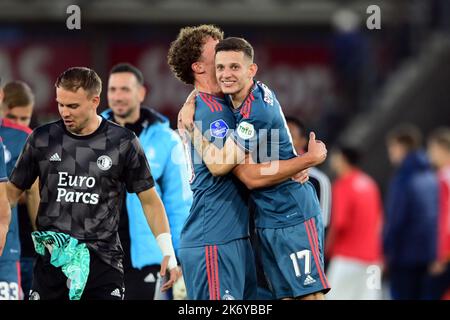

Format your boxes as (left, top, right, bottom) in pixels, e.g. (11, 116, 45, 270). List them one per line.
(7, 67, 180, 300)
(384, 124, 439, 300)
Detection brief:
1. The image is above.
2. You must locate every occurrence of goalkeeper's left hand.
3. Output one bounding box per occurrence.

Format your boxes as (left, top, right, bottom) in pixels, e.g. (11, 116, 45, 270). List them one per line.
(172, 274, 187, 300)
(160, 255, 181, 292)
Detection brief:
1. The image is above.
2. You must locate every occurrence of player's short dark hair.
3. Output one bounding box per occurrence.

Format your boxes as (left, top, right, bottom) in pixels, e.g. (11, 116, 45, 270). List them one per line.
(167, 24, 224, 85)
(1, 80, 35, 109)
(215, 37, 254, 61)
(387, 123, 422, 151)
(110, 63, 144, 85)
(55, 67, 102, 97)
(285, 116, 307, 138)
(429, 127, 450, 151)
(335, 144, 361, 166)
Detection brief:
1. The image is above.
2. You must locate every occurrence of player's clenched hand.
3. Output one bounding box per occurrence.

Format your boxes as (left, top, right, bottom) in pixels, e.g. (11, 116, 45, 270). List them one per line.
(292, 169, 309, 184)
(178, 89, 197, 132)
(159, 255, 182, 292)
(307, 132, 327, 165)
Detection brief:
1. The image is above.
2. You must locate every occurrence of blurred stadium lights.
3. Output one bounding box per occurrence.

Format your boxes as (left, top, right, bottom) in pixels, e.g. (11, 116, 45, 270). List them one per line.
(331, 8, 361, 32)
(0, 0, 447, 190)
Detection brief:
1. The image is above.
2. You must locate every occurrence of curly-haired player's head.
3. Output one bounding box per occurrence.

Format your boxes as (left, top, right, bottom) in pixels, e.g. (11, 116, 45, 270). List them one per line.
(167, 24, 224, 85)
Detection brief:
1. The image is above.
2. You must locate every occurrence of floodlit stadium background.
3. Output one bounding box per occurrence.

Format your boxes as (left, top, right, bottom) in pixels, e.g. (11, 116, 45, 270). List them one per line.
(1, 0, 449, 299)
(1, 0, 449, 190)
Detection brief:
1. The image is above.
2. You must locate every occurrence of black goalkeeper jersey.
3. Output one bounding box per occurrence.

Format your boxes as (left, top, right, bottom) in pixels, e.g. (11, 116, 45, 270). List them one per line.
(10, 117, 155, 272)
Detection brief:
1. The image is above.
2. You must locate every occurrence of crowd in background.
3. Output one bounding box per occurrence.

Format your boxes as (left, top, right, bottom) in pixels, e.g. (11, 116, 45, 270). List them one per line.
(0, 71, 448, 299)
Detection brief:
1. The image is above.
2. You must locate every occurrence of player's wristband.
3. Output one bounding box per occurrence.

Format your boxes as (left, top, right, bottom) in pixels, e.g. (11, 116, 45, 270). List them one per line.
(156, 233, 178, 270)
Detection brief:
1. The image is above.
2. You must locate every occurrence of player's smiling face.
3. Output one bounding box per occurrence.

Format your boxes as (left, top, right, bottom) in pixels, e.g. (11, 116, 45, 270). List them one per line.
(107, 72, 145, 119)
(215, 50, 257, 98)
(56, 87, 99, 135)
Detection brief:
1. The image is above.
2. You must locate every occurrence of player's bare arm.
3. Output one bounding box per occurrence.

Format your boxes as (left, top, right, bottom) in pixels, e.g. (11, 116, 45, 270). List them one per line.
(7, 179, 39, 230)
(0, 182, 11, 256)
(178, 89, 327, 185)
(232, 132, 327, 189)
(6, 181, 25, 208)
(189, 124, 246, 176)
(177, 89, 197, 133)
(25, 179, 39, 230)
(185, 121, 326, 184)
(137, 187, 181, 291)
(178, 90, 246, 176)
(184, 107, 326, 186)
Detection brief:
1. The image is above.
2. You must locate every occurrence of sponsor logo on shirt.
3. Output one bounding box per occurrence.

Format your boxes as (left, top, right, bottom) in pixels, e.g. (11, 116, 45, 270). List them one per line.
(29, 290, 40, 300)
(144, 272, 156, 283)
(237, 122, 255, 140)
(258, 81, 274, 106)
(210, 119, 229, 139)
(110, 288, 122, 298)
(49, 153, 62, 162)
(222, 290, 235, 300)
(97, 155, 112, 171)
(56, 172, 99, 204)
(304, 274, 316, 286)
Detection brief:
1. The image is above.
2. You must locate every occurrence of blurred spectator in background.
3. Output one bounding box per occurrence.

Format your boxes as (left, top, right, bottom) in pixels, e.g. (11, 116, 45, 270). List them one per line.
(1, 81, 38, 299)
(102, 63, 192, 300)
(426, 127, 450, 300)
(286, 116, 331, 227)
(384, 124, 439, 300)
(325, 145, 383, 300)
(0, 80, 39, 299)
(2, 81, 34, 127)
